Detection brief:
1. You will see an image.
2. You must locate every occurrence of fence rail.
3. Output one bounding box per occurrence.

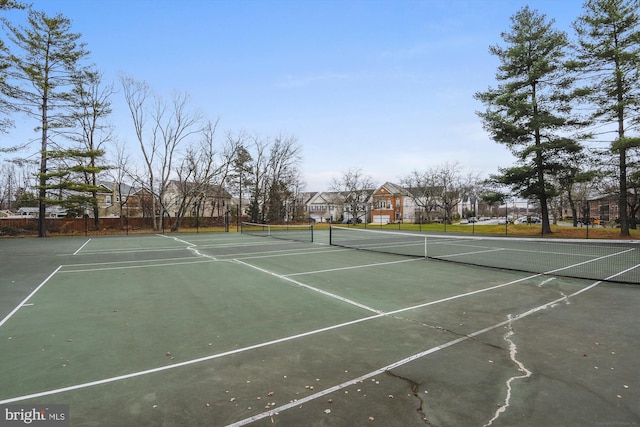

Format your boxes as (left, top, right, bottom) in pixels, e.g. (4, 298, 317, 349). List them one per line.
(0, 216, 231, 236)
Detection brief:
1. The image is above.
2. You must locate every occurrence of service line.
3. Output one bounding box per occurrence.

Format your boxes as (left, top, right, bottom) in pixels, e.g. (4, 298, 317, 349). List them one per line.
(73, 239, 92, 255)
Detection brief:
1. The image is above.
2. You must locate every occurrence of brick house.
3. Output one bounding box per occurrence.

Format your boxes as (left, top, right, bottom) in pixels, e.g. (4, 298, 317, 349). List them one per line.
(370, 182, 415, 224)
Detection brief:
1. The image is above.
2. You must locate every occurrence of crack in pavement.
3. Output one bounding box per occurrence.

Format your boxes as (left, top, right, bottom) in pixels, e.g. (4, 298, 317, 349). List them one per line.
(385, 370, 435, 426)
(483, 314, 533, 427)
(391, 314, 505, 351)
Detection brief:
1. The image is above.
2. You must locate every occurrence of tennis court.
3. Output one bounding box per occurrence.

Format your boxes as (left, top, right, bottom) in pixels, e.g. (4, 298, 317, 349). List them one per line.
(0, 227, 638, 426)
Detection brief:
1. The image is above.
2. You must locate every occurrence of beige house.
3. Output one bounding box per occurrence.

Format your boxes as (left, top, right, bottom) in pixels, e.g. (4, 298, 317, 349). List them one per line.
(307, 191, 344, 223)
(163, 180, 232, 219)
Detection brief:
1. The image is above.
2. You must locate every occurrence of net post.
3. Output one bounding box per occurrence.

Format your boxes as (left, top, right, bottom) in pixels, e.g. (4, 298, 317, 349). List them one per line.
(329, 225, 332, 245)
(424, 236, 427, 259)
(311, 225, 314, 243)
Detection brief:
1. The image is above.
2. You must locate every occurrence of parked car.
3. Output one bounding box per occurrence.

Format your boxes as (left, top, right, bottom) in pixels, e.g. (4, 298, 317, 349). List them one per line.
(343, 218, 362, 224)
(516, 216, 541, 224)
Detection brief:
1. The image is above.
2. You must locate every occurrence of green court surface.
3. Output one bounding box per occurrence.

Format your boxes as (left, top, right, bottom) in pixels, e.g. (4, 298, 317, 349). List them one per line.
(0, 232, 638, 426)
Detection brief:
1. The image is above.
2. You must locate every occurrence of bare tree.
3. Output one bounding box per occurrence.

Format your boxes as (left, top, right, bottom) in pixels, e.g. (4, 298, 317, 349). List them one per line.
(170, 119, 231, 231)
(121, 75, 202, 230)
(224, 133, 303, 224)
(245, 135, 269, 223)
(264, 134, 302, 223)
(331, 168, 376, 224)
(106, 139, 132, 229)
(0, 162, 18, 209)
(403, 162, 478, 224)
(401, 168, 440, 223)
(437, 162, 478, 224)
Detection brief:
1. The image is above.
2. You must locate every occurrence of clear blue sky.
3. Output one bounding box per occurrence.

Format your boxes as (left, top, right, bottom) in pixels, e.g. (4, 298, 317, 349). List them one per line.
(2, 0, 584, 191)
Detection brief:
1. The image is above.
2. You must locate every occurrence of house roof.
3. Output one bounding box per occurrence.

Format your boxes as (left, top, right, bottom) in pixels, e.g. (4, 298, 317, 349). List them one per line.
(308, 191, 344, 204)
(374, 182, 412, 196)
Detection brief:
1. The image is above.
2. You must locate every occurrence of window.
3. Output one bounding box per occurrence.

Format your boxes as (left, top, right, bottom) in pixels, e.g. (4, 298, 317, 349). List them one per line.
(105, 195, 112, 204)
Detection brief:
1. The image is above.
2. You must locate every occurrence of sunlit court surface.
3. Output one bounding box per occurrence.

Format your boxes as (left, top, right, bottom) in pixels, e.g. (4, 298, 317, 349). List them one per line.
(1, 229, 639, 426)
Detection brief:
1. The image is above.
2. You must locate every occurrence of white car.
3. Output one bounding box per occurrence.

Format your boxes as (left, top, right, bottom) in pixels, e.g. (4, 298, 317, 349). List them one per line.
(516, 216, 541, 224)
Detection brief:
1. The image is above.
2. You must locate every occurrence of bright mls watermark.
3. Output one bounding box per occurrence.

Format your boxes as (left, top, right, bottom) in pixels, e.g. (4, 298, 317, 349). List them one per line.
(0, 405, 68, 427)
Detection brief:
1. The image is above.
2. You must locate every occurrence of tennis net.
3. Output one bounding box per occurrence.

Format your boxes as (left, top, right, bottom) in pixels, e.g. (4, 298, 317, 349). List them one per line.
(241, 222, 314, 243)
(329, 226, 640, 285)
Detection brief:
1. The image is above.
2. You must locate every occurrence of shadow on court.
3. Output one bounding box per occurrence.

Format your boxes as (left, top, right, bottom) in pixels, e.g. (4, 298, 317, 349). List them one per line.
(0, 232, 638, 426)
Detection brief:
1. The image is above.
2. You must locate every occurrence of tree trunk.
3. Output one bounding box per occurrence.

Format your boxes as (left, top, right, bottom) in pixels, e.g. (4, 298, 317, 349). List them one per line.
(618, 147, 629, 235)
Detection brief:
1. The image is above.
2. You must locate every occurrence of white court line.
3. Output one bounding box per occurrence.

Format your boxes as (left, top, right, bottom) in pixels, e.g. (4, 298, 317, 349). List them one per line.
(67, 246, 194, 256)
(61, 256, 204, 268)
(156, 234, 196, 247)
(0, 271, 541, 405)
(0, 314, 390, 405)
(73, 239, 92, 255)
(432, 240, 598, 258)
(0, 266, 62, 328)
(437, 247, 505, 259)
(285, 258, 421, 277)
(233, 259, 382, 314)
(229, 247, 348, 260)
(57, 259, 214, 273)
(1, 248, 631, 406)
(545, 247, 636, 274)
(227, 280, 604, 427)
(188, 246, 218, 261)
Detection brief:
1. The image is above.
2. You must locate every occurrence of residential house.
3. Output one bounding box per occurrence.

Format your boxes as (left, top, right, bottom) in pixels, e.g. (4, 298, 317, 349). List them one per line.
(307, 192, 344, 223)
(340, 189, 375, 224)
(291, 192, 317, 222)
(163, 180, 232, 219)
(370, 182, 415, 224)
(95, 182, 117, 217)
(92, 181, 149, 218)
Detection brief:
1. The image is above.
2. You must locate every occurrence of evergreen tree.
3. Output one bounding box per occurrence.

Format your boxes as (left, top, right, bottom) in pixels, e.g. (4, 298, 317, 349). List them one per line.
(475, 6, 587, 234)
(228, 142, 254, 225)
(572, 0, 640, 236)
(0, 0, 27, 135)
(67, 68, 113, 227)
(44, 147, 107, 217)
(2, 9, 90, 236)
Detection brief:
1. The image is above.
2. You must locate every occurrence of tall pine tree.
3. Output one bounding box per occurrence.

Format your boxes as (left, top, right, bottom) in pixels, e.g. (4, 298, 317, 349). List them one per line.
(475, 6, 586, 234)
(572, 0, 640, 236)
(67, 68, 113, 227)
(2, 9, 90, 236)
